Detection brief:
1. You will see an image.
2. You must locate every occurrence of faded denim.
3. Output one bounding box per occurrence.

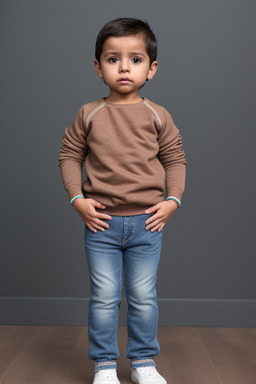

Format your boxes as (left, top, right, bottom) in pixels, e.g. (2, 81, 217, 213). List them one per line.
(84, 213, 163, 371)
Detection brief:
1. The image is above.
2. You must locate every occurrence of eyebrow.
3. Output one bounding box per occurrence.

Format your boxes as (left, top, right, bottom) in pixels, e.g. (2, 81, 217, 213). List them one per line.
(103, 51, 146, 58)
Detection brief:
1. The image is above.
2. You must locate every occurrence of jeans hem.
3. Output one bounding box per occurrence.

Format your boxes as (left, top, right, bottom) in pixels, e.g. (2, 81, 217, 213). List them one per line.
(95, 361, 117, 371)
(131, 358, 156, 368)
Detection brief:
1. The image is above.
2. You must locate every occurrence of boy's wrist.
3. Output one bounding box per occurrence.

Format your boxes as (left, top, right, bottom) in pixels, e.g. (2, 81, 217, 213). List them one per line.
(166, 196, 181, 208)
(70, 195, 85, 206)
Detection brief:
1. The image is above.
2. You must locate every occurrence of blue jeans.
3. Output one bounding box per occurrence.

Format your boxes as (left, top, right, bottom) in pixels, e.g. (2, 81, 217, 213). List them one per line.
(84, 213, 163, 371)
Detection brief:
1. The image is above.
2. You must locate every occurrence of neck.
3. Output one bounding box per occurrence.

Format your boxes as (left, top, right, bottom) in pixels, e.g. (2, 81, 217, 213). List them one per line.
(105, 92, 143, 105)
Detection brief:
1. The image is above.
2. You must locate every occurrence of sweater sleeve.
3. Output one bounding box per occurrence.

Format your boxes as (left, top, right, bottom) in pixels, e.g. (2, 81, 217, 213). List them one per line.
(58, 107, 89, 201)
(157, 108, 187, 201)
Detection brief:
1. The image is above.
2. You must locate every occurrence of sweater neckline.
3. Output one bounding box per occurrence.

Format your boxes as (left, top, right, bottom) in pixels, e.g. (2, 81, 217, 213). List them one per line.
(100, 97, 148, 107)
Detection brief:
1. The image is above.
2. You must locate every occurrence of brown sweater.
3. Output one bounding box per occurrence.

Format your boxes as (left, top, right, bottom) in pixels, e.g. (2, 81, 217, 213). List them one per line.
(58, 98, 187, 215)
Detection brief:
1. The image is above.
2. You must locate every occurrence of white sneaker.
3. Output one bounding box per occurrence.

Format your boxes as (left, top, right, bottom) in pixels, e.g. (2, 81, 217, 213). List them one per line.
(131, 366, 167, 384)
(92, 369, 120, 384)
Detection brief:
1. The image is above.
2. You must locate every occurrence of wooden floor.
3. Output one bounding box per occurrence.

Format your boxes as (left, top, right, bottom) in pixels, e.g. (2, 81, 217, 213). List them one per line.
(0, 326, 256, 384)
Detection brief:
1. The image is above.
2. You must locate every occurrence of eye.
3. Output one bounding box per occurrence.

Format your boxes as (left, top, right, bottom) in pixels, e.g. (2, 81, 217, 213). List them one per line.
(131, 57, 142, 64)
(108, 57, 118, 63)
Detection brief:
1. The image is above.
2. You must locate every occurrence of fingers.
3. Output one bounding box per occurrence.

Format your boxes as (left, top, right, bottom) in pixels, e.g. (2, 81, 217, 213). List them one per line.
(86, 223, 98, 233)
(145, 200, 177, 231)
(95, 212, 112, 221)
(77, 199, 112, 233)
(86, 217, 110, 233)
(91, 199, 112, 220)
(158, 223, 165, 232)
(147, 220, 165, 232)
(91, 212, 112, 232)
(145, 211, 158, 226)
(86, 222, 106, 233)
(92, 200, 107, 209)
(145, 217, 163, 232)
(145, 210, 166, 232)
(145, 204, 159, 214)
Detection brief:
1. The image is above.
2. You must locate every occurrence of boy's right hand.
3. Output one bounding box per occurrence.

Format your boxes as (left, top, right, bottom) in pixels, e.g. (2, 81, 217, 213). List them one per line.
(72, 198, 112, 233)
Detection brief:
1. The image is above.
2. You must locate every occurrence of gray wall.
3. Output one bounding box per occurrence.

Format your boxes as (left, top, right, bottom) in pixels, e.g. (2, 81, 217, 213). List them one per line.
(0, 0, 255, 326)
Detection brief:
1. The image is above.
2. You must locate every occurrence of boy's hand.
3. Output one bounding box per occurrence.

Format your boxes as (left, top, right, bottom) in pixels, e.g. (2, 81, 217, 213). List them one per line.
(145, 200, 179, 232)
(72, 198, 112, 233)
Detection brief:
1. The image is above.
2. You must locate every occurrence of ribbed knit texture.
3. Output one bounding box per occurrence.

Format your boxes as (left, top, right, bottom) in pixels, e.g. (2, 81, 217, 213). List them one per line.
(58, 98, 187, 215)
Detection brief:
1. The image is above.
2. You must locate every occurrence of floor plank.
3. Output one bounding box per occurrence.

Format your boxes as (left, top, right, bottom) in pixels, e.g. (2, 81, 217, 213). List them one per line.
(0, 326, 81, 384)
(0, 326, 36, 380)
(198, 328, 256, 384)
(65, 327, 94, 384)
(154, 327, 222, 384)
(1, 326, 256, 384)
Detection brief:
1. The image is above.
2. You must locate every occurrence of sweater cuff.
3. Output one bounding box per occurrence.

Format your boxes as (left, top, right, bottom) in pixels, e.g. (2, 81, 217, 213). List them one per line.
(166, 187, 183, 202)
(66, 185, 84, 201)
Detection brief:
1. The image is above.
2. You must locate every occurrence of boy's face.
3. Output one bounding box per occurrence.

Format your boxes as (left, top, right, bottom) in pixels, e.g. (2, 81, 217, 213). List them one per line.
(94, 33, 158, 102)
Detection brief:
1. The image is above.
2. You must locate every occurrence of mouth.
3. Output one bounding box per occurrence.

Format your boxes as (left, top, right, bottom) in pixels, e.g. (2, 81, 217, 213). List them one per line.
(117, 78, 132, 84)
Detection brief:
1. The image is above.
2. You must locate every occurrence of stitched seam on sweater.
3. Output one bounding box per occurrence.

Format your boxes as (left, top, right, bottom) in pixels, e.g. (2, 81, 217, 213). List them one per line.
(86, 102, 106, 128)
(143, 100, 162, 127)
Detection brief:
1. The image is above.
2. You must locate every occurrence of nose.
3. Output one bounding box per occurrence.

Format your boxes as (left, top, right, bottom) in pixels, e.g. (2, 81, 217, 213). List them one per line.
(119, 60, 130, 73)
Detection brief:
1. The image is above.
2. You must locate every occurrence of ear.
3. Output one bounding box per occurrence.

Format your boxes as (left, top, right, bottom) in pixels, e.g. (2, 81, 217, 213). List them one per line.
(147, 60, 158, 80)
(94, 59, 103, 79)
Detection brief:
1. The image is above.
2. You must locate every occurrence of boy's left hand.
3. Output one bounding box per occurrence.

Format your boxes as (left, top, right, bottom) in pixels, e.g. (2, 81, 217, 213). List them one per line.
(145, 200, 179, 232)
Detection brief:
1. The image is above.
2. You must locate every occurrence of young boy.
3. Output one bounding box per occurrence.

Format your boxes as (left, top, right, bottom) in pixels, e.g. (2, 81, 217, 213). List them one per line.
(59, 18, 186, 384)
